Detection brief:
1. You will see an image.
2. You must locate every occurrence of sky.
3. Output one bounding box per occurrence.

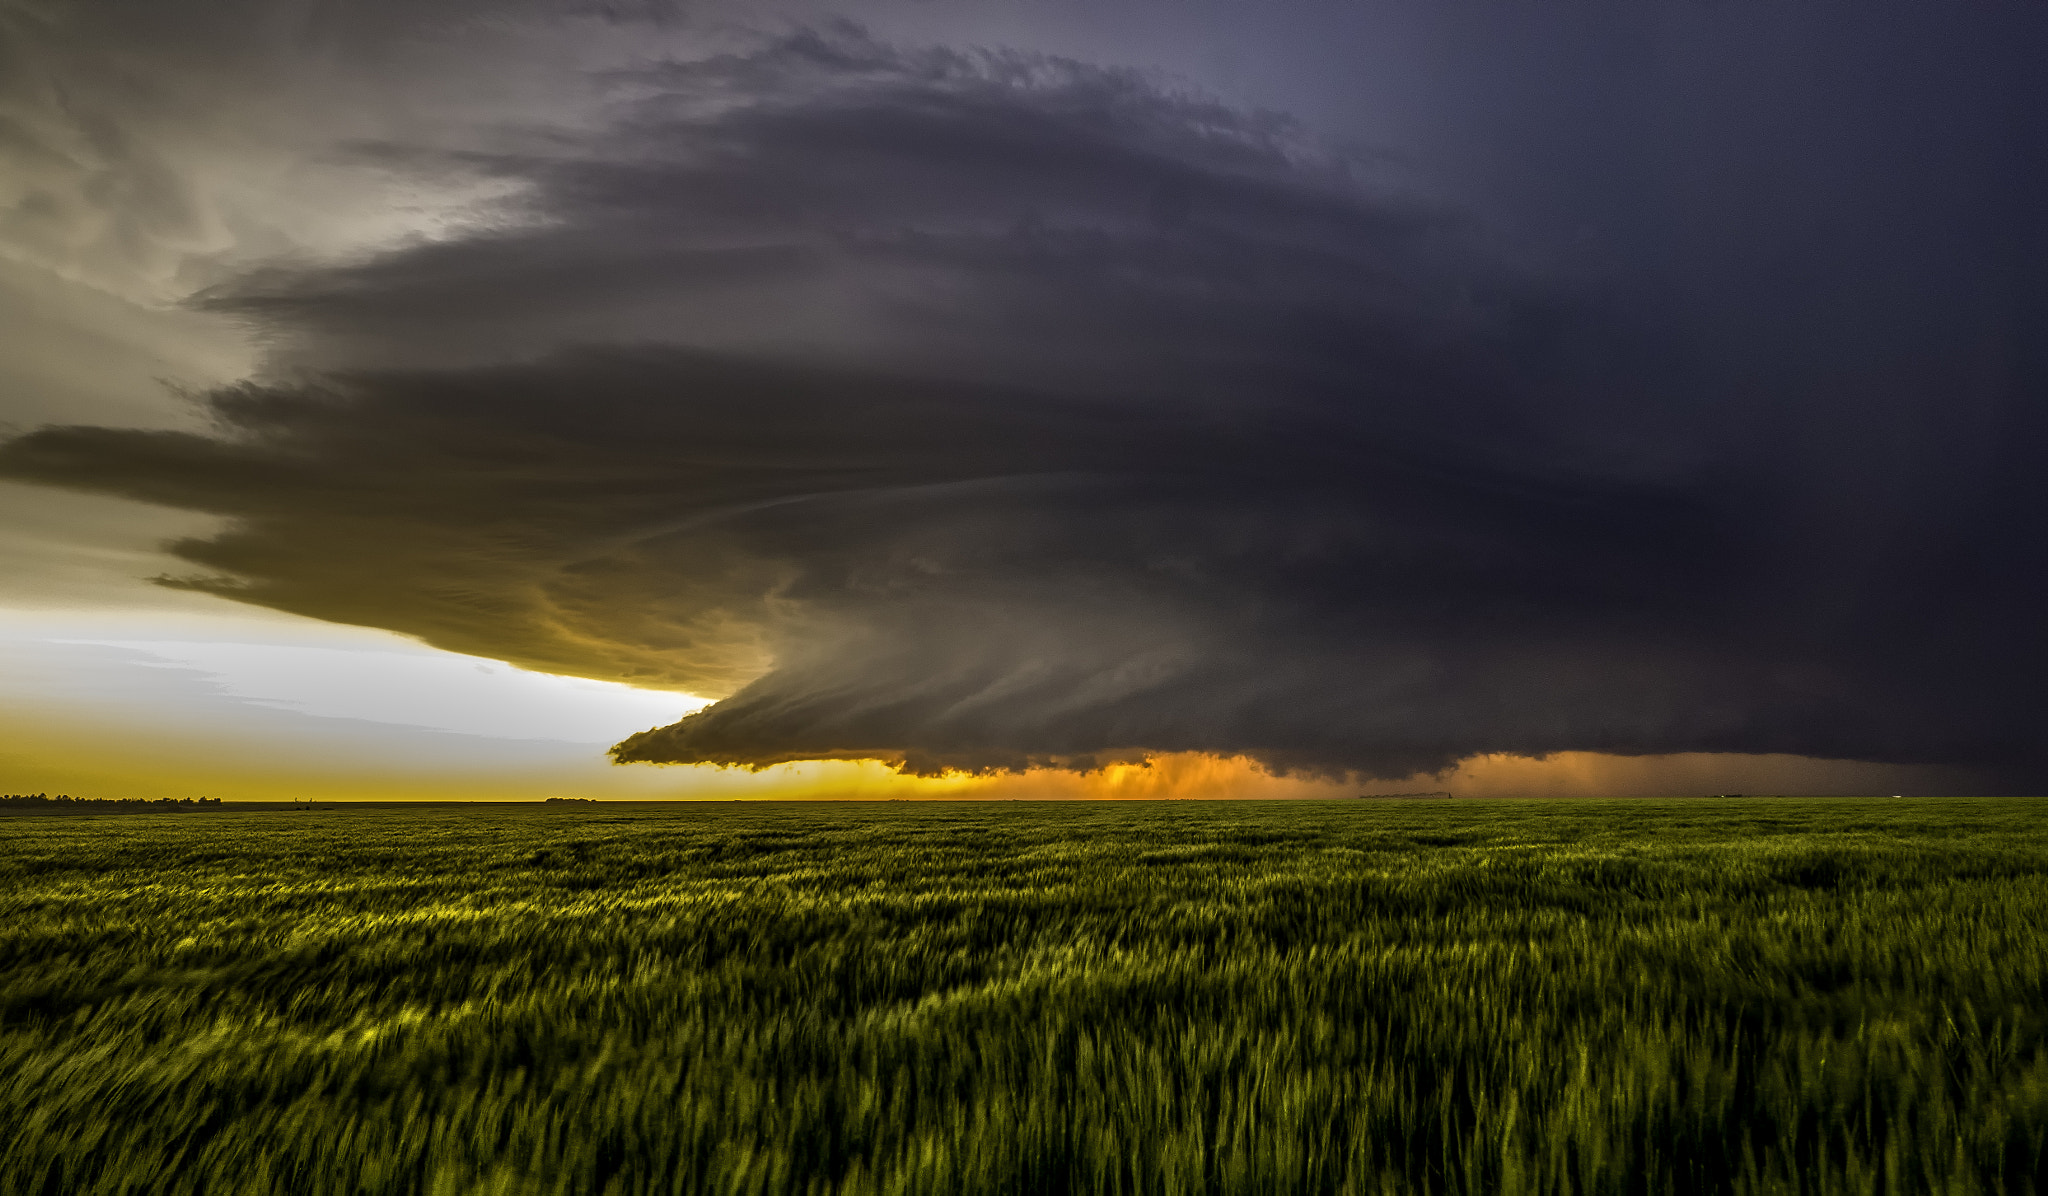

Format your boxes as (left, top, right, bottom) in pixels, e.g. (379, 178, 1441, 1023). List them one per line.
(1, 0, 2044, 800)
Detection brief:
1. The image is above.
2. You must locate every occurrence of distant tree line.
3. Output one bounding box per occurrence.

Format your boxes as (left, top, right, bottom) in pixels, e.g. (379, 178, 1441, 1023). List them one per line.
(1, 793, 223, 809)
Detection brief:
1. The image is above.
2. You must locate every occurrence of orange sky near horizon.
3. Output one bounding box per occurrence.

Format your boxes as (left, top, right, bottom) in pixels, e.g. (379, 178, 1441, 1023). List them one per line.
(0, 722, 1962, 805)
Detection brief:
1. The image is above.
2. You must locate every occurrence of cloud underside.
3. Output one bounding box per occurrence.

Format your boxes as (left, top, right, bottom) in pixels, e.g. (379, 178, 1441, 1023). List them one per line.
(4, 28, 2046, 786)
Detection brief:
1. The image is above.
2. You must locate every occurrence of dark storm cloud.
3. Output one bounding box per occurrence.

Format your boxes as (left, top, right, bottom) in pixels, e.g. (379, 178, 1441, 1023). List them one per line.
(5, 23, 2047, 786)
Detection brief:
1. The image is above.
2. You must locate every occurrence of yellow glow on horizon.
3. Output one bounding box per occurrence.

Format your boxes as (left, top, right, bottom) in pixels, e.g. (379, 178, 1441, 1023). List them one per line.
(628, 747, 1966, 803)
(619, 745, 1960, 803)
(0, 737, 1964, 803)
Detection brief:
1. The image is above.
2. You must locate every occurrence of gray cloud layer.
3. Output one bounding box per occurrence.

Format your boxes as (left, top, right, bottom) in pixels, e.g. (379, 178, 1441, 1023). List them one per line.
(5, 21, 2046, 787)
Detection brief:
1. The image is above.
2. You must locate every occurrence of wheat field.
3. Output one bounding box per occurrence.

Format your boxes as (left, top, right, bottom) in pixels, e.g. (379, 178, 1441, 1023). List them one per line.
(3, 797, 2044, 1194)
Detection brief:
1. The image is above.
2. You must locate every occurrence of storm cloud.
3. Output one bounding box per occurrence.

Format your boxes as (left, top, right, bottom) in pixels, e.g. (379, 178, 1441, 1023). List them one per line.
(5, 22, 2046, 787)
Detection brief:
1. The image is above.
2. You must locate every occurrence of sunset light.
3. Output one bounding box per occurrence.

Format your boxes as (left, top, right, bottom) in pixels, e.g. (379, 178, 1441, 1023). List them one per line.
(5, 1, 2045, 1190)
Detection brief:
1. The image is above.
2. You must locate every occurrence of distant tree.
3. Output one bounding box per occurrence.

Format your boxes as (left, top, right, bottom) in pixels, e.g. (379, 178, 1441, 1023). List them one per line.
(0, 793, 223, 810)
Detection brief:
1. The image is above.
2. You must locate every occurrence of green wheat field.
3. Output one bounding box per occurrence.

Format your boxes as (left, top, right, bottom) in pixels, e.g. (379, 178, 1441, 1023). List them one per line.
(3, 797, 2045, 1195)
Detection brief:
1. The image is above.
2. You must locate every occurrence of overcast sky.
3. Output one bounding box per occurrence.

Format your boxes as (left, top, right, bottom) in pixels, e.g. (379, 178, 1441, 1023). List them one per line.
(2, 0, 2044, 798)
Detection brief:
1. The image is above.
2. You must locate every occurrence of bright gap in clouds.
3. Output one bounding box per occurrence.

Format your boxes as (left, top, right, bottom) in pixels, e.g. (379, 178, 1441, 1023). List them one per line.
(0, 606, 705, 747)
(49, 637, 708, 744)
